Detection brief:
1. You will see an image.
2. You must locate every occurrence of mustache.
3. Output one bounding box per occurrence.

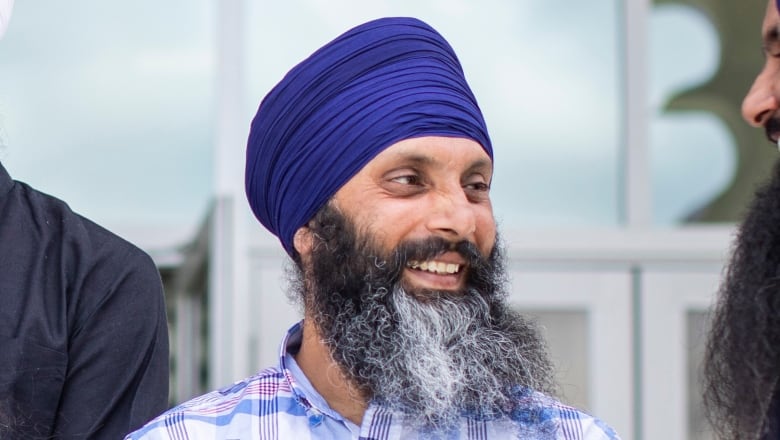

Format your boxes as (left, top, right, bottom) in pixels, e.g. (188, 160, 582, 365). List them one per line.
(764, 115, 780, 145)
(382, 236, 497, 297)
(393, 237, 484, 266)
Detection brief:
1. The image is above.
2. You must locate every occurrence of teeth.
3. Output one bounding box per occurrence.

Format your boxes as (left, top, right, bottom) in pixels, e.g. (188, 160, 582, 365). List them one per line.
(406, 260, 460, 274)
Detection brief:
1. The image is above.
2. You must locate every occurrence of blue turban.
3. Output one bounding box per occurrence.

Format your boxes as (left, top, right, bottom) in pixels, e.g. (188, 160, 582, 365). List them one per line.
(245, 16, 492, 256)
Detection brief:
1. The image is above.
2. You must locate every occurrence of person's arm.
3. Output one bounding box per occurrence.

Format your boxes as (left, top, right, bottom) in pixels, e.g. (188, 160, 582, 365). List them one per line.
(53, 245, 169, 439)
(761, 386, 780, 440)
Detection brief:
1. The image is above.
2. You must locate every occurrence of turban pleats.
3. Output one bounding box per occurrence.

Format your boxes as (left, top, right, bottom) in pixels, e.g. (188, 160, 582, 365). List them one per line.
(246, 17, 492, 255)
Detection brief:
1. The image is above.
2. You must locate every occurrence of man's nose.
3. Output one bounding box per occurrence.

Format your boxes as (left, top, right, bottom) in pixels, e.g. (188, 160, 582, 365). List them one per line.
(425, 188, 477, 241)
(742, 72, 780, 127)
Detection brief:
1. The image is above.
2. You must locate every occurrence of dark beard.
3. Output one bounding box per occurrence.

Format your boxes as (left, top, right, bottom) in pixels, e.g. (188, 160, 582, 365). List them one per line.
(291, 204, 556, 433)
(704, 159, 780, 440)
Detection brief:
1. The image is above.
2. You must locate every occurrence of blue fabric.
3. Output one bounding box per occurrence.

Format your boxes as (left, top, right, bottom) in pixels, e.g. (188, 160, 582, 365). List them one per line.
(245, 17, 492, 255)
(125, 322, 622, 439)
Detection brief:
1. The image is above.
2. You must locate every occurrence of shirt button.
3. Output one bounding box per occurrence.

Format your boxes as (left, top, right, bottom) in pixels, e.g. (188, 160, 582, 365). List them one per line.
(308, 413, 324, 427)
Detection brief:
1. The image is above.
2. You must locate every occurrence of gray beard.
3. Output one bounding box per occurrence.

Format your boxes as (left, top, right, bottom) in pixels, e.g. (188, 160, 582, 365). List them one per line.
(300, 272, 556, 432)
(333, 285, 554, 430)
(293, 204, 557, 432)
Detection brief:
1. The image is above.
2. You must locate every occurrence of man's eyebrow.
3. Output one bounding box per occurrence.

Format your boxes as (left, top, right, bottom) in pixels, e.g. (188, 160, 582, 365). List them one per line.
(762, 23, 780, 54)
(392, 154, 492, 173)
(463, 158, 493, 174)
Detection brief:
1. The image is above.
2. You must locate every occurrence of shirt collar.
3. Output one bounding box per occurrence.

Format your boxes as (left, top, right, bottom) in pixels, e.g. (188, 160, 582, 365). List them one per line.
(277, 321, 309, 405)
(279, 321, 363, 432)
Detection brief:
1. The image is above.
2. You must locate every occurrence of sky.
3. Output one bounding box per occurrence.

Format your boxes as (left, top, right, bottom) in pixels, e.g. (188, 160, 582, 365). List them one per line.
(0, 0, 734, 249)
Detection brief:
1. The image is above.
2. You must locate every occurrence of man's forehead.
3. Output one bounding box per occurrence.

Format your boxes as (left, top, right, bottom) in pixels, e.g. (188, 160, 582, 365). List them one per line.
(370, 137, 493, 171)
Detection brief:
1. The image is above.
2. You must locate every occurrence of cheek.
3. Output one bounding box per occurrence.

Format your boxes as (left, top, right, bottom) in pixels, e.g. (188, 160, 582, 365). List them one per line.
(349, 200, 418, 245)
(375, 205, 420, 240)
(475, 209, 497, 253)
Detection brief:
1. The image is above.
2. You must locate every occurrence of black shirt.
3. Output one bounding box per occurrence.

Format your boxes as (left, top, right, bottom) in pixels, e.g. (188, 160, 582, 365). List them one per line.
(764, 385, 780, 440)
(0, 162, 169, 439)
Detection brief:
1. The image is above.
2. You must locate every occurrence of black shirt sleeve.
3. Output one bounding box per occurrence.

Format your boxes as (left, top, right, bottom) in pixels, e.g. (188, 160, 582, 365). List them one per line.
(0, 165, 170, 439)
(763, 385, 780, 440)
(53, 241, 170, 439)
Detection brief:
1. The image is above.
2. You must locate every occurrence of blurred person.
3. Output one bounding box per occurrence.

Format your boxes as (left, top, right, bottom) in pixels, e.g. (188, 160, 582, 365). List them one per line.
(127, 17, 619, 440)
(703, 0, 780, 439)
(0, 1, 169, 438)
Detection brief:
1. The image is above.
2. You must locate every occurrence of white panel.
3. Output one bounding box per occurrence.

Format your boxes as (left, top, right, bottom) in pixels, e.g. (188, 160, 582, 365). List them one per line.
(510, 270, 633, 439)
(525, 311, 590, 410)
(624, 0, 652, 226)
(210, 0, 251, 389)
(208, 197, 233, 389)
(641, 271, 719, 440)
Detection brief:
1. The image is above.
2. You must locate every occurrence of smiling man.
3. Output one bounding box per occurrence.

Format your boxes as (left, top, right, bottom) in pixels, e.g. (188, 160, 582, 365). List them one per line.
(128, 16, 619, 440)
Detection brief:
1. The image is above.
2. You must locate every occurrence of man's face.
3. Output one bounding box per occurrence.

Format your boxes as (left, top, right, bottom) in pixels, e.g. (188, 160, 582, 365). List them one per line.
(288, 137, 555, 430)
(742, 0, 780, 140)
(328, 135, 496, 295)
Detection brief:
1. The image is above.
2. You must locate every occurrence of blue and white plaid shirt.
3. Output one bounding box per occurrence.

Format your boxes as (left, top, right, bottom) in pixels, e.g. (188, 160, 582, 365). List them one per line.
(127, 322, 620, 440)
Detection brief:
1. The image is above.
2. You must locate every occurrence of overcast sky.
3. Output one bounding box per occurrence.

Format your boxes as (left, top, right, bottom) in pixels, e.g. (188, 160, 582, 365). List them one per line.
(0, 1, 733, 247)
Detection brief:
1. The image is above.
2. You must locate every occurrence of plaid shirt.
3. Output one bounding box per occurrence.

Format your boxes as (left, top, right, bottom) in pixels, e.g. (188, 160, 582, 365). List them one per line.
(126, 322, 620, 440)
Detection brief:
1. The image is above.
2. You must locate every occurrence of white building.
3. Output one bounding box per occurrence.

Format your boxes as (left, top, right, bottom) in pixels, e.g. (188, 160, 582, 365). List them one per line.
(1, 1, 766, 439)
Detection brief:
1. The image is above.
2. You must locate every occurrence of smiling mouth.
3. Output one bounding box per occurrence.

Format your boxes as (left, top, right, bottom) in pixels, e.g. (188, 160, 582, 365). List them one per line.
(406, 260, 461, 275)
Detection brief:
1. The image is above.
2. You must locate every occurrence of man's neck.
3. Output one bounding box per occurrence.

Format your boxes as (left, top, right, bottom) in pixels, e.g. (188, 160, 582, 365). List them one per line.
(293, 318, 368, 425)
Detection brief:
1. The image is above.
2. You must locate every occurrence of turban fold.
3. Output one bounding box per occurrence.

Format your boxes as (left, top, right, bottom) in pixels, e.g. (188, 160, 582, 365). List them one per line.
(245, 16, 492, 256)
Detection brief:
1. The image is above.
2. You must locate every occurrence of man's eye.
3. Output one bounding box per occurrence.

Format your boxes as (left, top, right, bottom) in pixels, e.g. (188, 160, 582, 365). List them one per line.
(465, 181, 490, 192)
(763, 27, 780, 57)
(392, 175, 421, 185)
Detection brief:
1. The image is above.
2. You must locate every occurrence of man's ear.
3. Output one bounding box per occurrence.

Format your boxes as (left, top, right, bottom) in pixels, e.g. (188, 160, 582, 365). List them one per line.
(293, 225, 313, 262)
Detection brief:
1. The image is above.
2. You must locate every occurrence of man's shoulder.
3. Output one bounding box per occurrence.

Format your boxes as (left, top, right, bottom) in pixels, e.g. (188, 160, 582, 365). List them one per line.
(167, 366, 292, 413)
(519, 393, 620, 440)
(0, 174, 162, 329)
(125, 367, 299, 440)
(6, 177, 151, 261)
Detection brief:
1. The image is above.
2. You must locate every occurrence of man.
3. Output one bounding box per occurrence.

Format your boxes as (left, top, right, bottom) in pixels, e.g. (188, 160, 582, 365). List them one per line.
(0, 2, 170, 437)
(128, 17, 619, 439)
(703, 1, 780, 439)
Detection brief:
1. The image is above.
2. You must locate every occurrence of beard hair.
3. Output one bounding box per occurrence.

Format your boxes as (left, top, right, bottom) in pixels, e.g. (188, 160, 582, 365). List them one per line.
(704, 159, 780, 440)
(289, 204, 557, 433)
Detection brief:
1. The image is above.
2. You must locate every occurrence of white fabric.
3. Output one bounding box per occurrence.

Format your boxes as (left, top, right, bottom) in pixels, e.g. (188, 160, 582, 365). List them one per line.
(0, 0, 14, 39)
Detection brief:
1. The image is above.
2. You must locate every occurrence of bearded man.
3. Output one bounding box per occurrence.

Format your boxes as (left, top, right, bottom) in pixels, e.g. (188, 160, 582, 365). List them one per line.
(127, 17, 619, 440)
(703, 1, 780, 439)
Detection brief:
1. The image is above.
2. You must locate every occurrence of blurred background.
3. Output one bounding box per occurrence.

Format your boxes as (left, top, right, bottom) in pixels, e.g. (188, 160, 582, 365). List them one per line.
(0, 1, 771, 439)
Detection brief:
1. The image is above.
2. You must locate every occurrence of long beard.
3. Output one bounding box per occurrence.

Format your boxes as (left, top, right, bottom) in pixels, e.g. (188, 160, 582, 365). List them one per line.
(291, 205, 556, 432)
(704, 159, 780, 439)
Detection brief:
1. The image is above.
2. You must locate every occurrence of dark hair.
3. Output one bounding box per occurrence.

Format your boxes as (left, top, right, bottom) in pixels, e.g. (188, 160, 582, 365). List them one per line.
(703, 160, 780, 439)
